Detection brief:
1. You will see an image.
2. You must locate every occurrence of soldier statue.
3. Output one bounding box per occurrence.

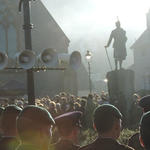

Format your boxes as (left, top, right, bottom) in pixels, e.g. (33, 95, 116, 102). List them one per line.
(105, 20, 127, 70)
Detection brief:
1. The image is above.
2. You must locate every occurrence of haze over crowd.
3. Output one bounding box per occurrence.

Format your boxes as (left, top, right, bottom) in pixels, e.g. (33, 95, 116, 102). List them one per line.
(42, 0, 150, 78)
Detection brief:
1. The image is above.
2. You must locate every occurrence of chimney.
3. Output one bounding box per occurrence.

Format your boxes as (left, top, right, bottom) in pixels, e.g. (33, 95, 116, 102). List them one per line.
(146, 9, 150, 30)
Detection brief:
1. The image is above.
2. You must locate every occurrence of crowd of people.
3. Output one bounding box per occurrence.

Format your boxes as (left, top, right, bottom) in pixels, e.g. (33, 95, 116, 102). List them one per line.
(0, 92, 149, 150)
(0, 91, 109, 129)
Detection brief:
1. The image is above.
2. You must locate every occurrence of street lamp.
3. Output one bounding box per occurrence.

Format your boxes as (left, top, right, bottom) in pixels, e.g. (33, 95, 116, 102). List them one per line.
(85, 50, 92, 93)
(104, 78, 108, 83)
(104, 78, 108, 91)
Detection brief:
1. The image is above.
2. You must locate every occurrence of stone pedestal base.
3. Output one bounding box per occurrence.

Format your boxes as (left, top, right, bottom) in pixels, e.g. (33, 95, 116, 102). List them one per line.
(106, 69, 134, 126)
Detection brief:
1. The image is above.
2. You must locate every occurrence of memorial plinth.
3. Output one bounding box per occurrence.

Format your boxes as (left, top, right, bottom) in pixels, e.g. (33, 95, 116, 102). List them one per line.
(106, 69, 134, 125)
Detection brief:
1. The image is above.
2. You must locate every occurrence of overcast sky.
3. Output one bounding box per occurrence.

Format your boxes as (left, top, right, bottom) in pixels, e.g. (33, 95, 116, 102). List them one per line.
(41, 0, 150, 78)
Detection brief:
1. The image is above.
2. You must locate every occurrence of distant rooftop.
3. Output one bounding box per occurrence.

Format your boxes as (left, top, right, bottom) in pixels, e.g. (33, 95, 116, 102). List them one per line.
(131, 9, 150, 50)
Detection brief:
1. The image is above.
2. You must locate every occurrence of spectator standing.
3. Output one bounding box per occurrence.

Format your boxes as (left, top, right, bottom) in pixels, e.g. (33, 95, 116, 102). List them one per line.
(128, 95, 150, 150)
(51, 111, 82, 150)
(139, 111, 150, 150)
(16, 105, 55, 150)
(0, 105, 22, 150)
(80, 104, 134, 150)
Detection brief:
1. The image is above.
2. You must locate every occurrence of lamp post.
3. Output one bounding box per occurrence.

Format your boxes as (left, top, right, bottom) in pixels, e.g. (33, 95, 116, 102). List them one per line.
(19, 0, 35, 105)
(85, 50, 92, 94)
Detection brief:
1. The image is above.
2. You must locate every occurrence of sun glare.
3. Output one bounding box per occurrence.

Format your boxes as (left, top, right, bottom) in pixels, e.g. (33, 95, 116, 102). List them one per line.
(85, 0, 150, 29)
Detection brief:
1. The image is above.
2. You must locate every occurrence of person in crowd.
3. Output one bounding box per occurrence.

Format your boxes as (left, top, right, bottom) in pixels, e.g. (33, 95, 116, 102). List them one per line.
(53, 95, 61, 103)
(51, 111, 82, 150)
(139, 111, 150, 150)
(85, 94, 97, 128)
(55, 103, 62, 116)
(66, 101, 74, 112)
(59, 92, 67, 98)
(79, 99, 87, 114)
(48, 101, 57, 118)
(74, 102, 81, 111)
(99, 91, 110, 105)
(16, 105, 55, 150)
(79, 104, 134, 150)
(78, 99, 87, 129)
(129, 93, 142, 127)
(16, 101, 24, 109)
(0, 105, 22, 150)
(60, 97, 68, 113)
(138, 95, 150, 112)
(128, 95, 150, 150)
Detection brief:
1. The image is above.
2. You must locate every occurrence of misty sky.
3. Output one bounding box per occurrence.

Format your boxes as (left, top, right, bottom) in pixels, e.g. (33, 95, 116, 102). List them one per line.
(41, 0, 150, 79)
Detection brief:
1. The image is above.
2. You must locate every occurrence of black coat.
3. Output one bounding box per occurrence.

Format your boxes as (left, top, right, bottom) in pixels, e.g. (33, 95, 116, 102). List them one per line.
(0, 136, 20, 150)
(79, 137, 134, 150)
(50, 139, 80, 150)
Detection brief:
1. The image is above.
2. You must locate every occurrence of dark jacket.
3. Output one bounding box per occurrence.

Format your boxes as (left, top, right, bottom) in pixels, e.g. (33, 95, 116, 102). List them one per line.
(0, 136, 20, 150)
(128, 132, 144, 150)
(17, 144, 43, 150)
(50, 139, 80, 150)
(79, 137, 134, 150)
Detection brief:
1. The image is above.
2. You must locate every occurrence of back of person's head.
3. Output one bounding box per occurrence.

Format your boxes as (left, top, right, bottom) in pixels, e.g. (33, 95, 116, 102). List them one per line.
(139, 95, 150, 113)
(49, 101, 56, 110)
(17, 105, 55, 142)
(74, 102, 81, 111)
(80, 99, 87, 107)
(140, 111, 150, 149)
(55, 111, 82, 137)
(1, 105, 22, 136)
(59, 92, 67, 97)
(88, 94, 93, 99)
(56, 103, 61, 110)
(94, 104, 122, 134)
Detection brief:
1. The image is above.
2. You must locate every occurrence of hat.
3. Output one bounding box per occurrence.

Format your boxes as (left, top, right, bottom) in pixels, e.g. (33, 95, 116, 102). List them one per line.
(17, 105, 55, 127)
(140, 111, 150, 128)
(1, 105, 22, 133)
(139, 95, 150, 112)
(17, 105, 55, 142)
(94, 104, 122, 120)
(1, 105, 22, 121)
(93, 104, 122, 133)
(55, 111, 82, 129)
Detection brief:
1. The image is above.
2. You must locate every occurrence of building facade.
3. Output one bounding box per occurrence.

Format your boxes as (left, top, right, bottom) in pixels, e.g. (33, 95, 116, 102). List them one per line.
(131, 10, 150, 91)
(0, 0, 85, 97)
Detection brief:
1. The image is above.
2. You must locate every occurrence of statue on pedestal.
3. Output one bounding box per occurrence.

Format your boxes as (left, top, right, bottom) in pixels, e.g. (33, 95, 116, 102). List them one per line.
(105, 21, 127, 70)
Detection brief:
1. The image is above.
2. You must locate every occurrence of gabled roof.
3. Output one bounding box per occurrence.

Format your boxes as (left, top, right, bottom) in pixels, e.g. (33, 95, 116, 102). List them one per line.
(29, 0, 70, 53)
(131, 29, 150, 50)
(3, 0, 70, 53)
(35, 0, 70, 43)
